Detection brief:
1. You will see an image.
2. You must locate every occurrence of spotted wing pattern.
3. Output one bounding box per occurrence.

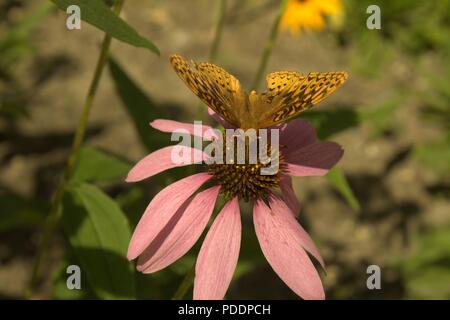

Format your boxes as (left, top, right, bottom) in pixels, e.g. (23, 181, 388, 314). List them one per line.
(263, 71, 305, 102)
(170, 54, 246, 127)
(257, 71, 348, 127)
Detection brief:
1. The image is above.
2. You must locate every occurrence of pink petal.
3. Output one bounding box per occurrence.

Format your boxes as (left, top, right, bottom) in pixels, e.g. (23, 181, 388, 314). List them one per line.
(280, 119, 317, 157)
(285, 141, 343, 176)
(253, 199, 325, 300)
(207, 108, 235, 129)
(151, 119, 218, 140)
(280, 176, 300, 216)
(127, 173, 212, 260)
(137, 186, 220, 273)
(194, 197, 241, 300)
(268, 196, 325, 269)
(126, 146, 206, 182)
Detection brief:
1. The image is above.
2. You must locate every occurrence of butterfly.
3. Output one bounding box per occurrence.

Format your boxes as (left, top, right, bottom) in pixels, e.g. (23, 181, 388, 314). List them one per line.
(170, 54, 348, 129)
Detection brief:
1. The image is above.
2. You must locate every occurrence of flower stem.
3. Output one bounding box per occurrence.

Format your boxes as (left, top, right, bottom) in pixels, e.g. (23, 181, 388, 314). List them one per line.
(196, 0, 228, 121)
(26, 0, 125, 299)
(250, 0, 288, 90)
(172, 263, 196, 300)
(171, 195, 229, 300)
(208, 0, 227, 63)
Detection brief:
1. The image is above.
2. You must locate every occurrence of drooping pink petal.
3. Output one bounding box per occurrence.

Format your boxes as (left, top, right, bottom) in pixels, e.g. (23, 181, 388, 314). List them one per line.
(268, 196, 325, 269)
(126, 146, 206, 182)
(194, 197, 241, 300)
(137, 186, 221, 273)
(127, 173, 212, 260)
(253, 199, 325, 300)
(280, 119, 317, 157)
(207, 108, 235, 129)
(285, 141, 343, 176)
(280, 176, 300, 216)
(151, 119, 218, 140)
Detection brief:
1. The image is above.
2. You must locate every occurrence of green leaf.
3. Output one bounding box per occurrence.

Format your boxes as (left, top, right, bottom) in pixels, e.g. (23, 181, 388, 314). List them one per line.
(115, 186, 148, 227)
(62, 182, 135, 299)
(108, 57, 169, 151)
(0, 193, 48, 232)
(52, 255, 96, 300)
(326, 167, 360, 210)
(71, 146, 131, 182)
(51, 0, 159, 55)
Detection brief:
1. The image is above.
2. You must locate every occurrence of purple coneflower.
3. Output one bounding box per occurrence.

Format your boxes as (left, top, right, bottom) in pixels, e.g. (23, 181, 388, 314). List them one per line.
(126, 110, 343, 300)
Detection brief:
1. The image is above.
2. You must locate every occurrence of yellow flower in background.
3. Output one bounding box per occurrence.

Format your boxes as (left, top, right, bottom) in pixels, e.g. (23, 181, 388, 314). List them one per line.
(281, 0, 343, 35)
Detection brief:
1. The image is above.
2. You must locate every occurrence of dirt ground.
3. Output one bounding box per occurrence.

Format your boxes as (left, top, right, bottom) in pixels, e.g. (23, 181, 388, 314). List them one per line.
(1, 0, 449, 299)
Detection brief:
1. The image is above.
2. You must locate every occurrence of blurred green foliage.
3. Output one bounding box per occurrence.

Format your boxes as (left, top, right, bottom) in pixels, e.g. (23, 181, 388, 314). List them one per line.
(0, 2, 52, 80)
(108, 58, 169, 152)
(414, 136, 450, 176)
(414, 47, 450, 176)
(326, 168, 360, 210)
(341, 0, 450, 54)
(0, 2, 52, 121)
(0, 193, 48, 232)
(399, 226, 450, 299)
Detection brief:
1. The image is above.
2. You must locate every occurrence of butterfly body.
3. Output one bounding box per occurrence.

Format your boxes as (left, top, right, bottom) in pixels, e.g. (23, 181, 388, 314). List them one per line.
(170, 54, 348, 129)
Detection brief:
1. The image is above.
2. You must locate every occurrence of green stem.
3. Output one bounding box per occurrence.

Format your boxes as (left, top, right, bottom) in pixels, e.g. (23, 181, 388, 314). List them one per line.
(172, 263, 196, 300)
(26, 0, 125, 299)
(208, 0, 227, 63)
(171, 196, 229, 300)
(250, 0, 288, 90)
(196, 0, 228, 121)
